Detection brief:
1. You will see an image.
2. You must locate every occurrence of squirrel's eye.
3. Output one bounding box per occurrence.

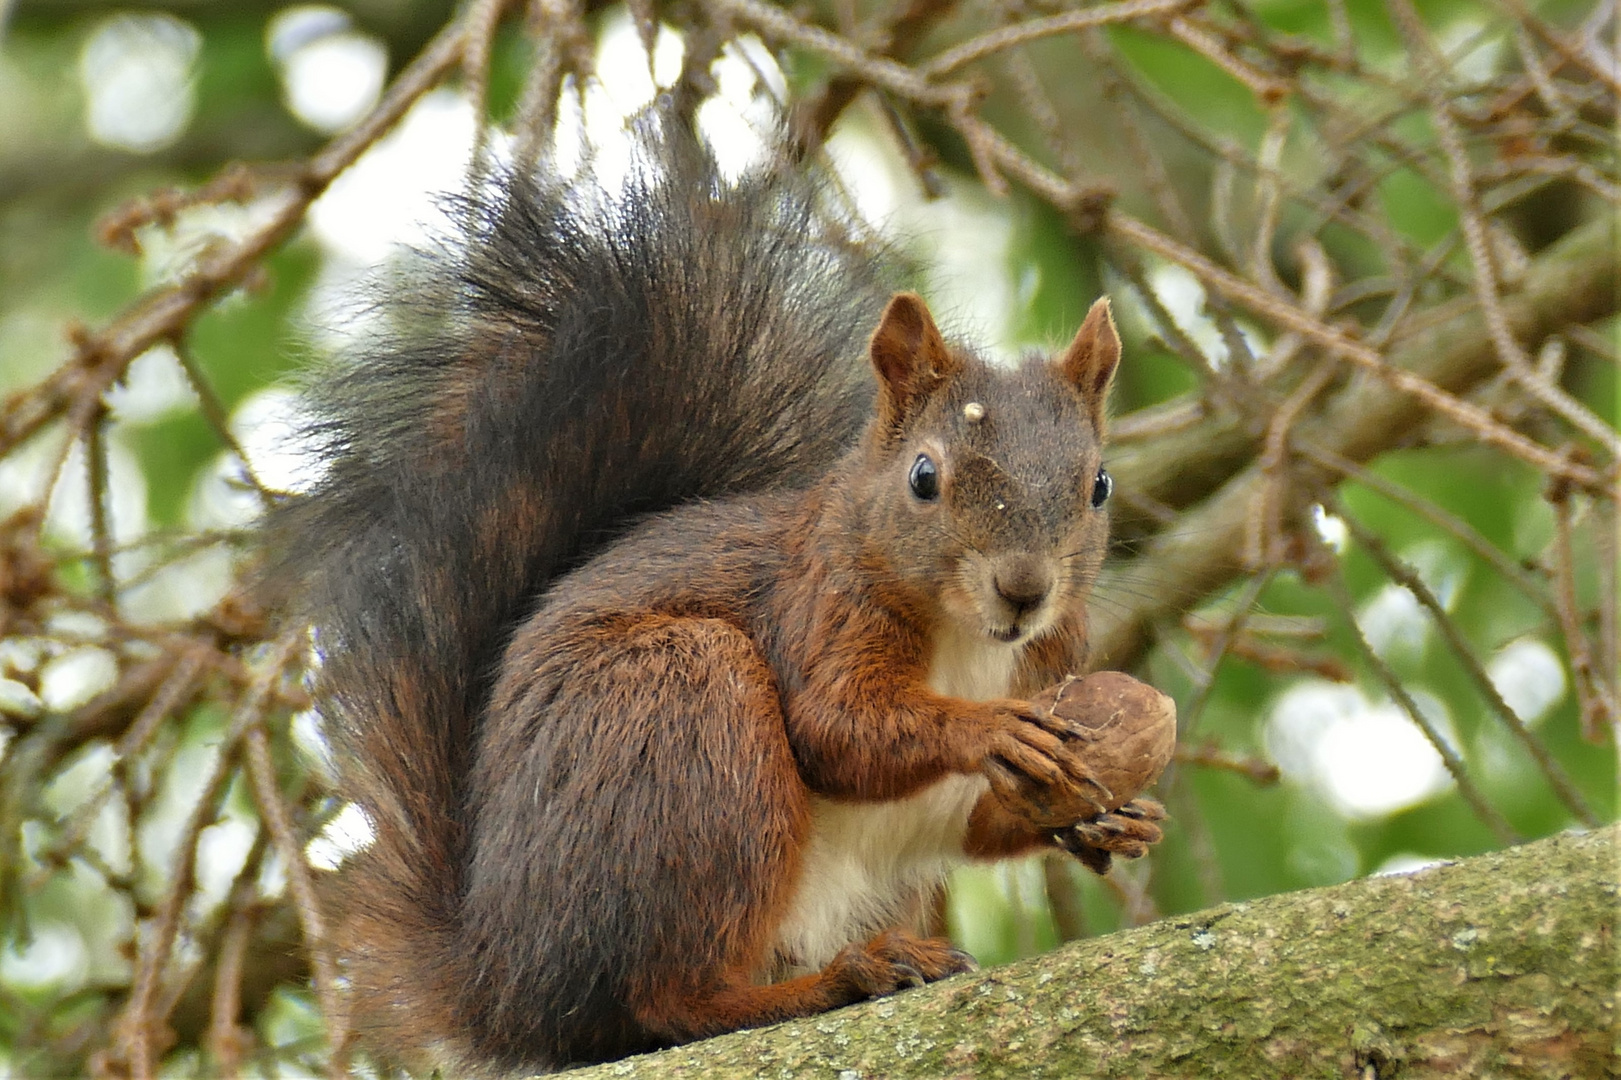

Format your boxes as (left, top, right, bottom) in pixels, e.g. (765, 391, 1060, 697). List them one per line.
(909, 454, 940, 501)
(1090, 466, 1112, 509)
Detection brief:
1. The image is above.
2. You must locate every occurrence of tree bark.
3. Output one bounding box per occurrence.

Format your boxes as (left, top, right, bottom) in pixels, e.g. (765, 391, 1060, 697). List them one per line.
(564, 826, 1615, 1079)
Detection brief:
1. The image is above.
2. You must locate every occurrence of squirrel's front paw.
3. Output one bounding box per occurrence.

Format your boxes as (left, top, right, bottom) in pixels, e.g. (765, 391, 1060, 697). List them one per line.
(984, 672, 1178, 833)
(1052, 797, 1167, 875)
(978, 700, 1111, 829)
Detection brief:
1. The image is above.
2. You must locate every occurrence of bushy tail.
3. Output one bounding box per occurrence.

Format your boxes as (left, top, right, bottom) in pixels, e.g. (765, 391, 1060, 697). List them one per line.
(271, 124, 892, 1058)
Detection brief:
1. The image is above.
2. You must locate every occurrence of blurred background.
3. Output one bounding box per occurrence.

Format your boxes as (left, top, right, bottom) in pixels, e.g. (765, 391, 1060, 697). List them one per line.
(0, 0, 1615, 1075)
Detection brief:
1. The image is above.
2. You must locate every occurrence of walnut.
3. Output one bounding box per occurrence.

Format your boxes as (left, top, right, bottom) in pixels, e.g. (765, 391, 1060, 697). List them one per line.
(1032, 671, 1177, 813)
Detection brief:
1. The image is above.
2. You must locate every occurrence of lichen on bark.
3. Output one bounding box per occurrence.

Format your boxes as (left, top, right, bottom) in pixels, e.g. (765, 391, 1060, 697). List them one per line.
(562, 826, 1616, 1079)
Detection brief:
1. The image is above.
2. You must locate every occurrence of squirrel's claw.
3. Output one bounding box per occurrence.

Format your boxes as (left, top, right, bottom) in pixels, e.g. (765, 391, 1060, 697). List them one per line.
(981, 701, 1114, 822)
(892, 962, 927, 990)
(983, 754, 1109, 830)
(1115, 796, 1166, 821)
(1052, 797, 1166, 874)
(1055, 834, 1114, 875)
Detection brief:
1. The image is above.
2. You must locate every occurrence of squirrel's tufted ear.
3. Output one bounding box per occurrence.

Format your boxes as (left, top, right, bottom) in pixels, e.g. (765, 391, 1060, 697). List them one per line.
(1057, 296, 1120, 437)
(869, 292, 960, 439)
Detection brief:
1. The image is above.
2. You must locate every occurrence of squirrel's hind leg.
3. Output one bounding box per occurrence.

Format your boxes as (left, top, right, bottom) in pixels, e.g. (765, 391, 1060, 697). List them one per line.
(478, 610, 972, 1059)
(560, 616, 971, 1044)
(470, 611, 811, 1064)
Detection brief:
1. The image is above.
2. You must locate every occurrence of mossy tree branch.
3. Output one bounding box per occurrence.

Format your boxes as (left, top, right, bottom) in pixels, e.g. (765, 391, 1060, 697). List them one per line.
(564, 827, 1615, 1079)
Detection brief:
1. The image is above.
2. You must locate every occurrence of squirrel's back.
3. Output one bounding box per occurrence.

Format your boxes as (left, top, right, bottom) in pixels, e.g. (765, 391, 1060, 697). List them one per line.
(274, 125, 895, 1065)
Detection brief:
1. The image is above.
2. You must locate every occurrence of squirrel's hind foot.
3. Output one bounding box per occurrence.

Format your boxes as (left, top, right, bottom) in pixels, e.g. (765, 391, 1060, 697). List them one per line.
(824, 930, 977, 1004)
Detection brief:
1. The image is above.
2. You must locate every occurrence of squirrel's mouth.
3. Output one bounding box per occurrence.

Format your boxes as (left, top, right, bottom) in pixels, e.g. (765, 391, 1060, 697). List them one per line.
(990, 626, 1023, 644)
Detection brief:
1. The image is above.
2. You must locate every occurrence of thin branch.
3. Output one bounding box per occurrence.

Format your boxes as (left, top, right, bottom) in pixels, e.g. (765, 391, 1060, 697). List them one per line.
(1322, 567, 1521, 845)
(171, 337, 273, 509)
(1547, 480, 1618, 743)
(1041, 853, 1088, 942)
(242, 706, 348, 1076)
(710, 0, 944, 104)
(114, 639, 293, 1080)
(40, 649, 208, 866)
(1107, 213, 1607, 491)
(1110, 399, 1206, 444)
(1165, 12, 1290, 103)
(0, 17, 469, 463)
(205, 829, 271, 1079)
(510, 0, 585, 172)
(205, 905, 254, 1080)
(1247, 104, 1292, 299)
(1388, 0, 1620, 458)
(83, 406, 115, 604)
(1297, 440, 1554, 616)
(1102, 239, 1233, 394)
(1176, 569, 1274, 737)
(1495, 0, 1621, 95)
(463, 0, 513, 180)
(1335, 506, 1599, 828)
(1084, 28, 1197, 241)
(920, 0, 1191, 79)
(1247, 362, 1337, 568)
(1174, 741, 1281, 785)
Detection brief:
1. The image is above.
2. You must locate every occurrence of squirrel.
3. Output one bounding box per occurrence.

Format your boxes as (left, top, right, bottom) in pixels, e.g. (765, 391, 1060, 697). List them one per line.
(273, 118, 1165, 1076)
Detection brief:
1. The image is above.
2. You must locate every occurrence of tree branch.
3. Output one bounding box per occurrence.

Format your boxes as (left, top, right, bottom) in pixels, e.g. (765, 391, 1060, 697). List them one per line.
(1092, 214, 1620, 671)
(565, 826, 1614, 1078)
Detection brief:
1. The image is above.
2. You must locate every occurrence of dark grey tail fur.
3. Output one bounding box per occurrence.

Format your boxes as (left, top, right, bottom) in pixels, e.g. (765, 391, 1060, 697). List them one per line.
(268, 124, 893, 1066)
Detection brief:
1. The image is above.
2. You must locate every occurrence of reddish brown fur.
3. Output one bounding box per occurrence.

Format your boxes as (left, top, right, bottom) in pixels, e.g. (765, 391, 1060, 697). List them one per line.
(427, 292, 1140, 1069)
(287, 147, 1159, 1075)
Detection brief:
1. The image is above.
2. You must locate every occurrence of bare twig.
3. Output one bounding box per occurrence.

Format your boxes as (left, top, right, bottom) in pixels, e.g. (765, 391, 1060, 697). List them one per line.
(1041, 853, 1088, 942)
(1497, 0, 1621, 95)
(1547, 479, 1618, 743)
(1108, 213, 1607, 491)
(242, 707, 348, 1076)
(1321, 568, 1520, 844)
(40, 649, 208, 866)
(205, 831, 271, 1080)
(0, 17, 469, 463)
(1247, 362, 1337, 568)
(1335, 507, 1599, 828)
(920, 0, 1191, 79)
(1388, 0, 1620, 458)
(464, 0, 513, 178)
(512, 0, 594, 172)
(113, 638, 296, 1080)
(1177, 569, 1274, 737)
(171, 337, 274, 508)
(1297, 440, 1554, 615)
(1165, 12, 1290, 104)
(205, 904, 255, 1080)
(1174, 741, 1281, 785)
(84, 406, 116, 603)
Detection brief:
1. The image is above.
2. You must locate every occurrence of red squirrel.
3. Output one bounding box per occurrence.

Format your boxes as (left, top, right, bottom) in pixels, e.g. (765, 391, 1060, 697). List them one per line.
(274, 121, 1164, 1075)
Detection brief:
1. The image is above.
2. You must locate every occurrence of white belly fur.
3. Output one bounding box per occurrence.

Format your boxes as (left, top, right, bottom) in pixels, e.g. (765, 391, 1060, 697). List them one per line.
(768, 624, 1019, 976)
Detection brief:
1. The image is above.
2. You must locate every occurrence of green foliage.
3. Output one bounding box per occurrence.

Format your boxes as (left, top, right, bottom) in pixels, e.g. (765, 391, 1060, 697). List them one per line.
(0, 0, 1614, 1072)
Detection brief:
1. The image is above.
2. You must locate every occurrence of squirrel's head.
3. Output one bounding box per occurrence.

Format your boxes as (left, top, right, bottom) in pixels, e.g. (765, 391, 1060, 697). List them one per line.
(856, 292, 1120, 647)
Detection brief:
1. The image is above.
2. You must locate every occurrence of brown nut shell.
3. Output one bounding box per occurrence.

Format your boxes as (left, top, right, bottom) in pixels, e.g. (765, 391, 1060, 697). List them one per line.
(1032, 671, 1177, 811)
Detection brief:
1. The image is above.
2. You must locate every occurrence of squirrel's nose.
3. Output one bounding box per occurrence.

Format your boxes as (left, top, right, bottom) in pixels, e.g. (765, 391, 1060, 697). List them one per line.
(993, 556, 1053, 618)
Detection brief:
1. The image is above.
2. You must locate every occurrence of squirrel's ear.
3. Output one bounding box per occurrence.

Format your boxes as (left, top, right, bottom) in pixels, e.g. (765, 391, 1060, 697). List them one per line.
(1057, 296, 1120, 436)
(870, 292, 959, 437)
